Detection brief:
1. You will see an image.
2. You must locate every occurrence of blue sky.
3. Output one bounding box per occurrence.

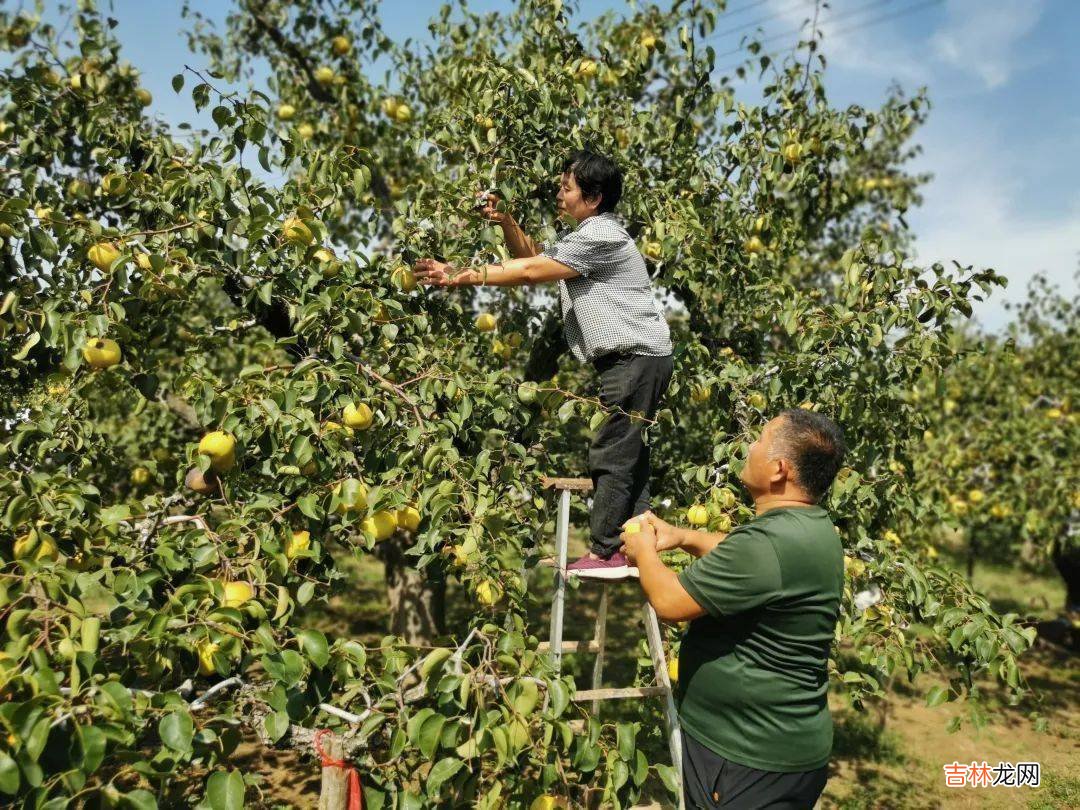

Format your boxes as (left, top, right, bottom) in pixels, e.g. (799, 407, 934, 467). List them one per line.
(80, 0, 1080, 329)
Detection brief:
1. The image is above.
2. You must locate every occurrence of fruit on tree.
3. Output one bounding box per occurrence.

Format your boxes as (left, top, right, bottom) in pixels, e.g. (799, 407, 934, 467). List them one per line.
(715, 514, 732, 532)
(690, 384, 711, 404)
(185, 466, 219, 495)
(88, 242, 121, 271)
(100, 172, 128, 196)
(783, 142, 802, 163)
(475, 313, 497, 332)
(391, 265, 417, 292)
(575, 59, 598, 80)
(362, 510, 398, 541)
(476, 579, 502, 606)
(342, 402, 373, 430)
(713, 487, 736, 509)
(396, 506, 421, 532)
(130, 467, 151, 487)
(222, 581, 253, 608)
(277, 103, 296, 121)
(331, 35, 351, 56)
(747, 392, 766, 409)
(667, 656, 678, 682)
(282, 216, 314, 245)
(686, 504, 708, 526)
(643, 241, 662, 260)
(744, 235, 766, 254)
(640, 32, 657, 50)
(314, 66, 335, 85)
(285, 530, 310, 560)
(135, 87, 151, 106)
(82, 338, 121, 370)
(517, 382, 538, 404)
(297, 123, 314, 139)
(380, 98, 399, 119)
(196, 640, 219, 676)
(530, 795, 568, 810)
(198, 431, 236, 472)
(333, 478, 369, 514)
(394, 103, 413, 123)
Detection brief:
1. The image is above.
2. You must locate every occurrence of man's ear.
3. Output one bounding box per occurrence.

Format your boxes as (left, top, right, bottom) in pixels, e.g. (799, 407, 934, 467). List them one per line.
(586, 192, 602, 213)
(769, 457, 790, 485)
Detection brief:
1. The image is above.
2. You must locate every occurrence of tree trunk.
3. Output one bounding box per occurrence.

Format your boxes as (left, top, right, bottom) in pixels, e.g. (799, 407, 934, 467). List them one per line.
(379, 534, 447, 646)
(1051, 539, 1080, 614)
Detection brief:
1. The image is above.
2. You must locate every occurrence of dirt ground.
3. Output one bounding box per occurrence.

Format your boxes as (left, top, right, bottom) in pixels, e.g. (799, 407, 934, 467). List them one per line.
(222, 539, 1077, 809)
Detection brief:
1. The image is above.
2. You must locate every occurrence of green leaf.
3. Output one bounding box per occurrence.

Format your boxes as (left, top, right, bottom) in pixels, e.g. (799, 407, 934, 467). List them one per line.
(297, 628, 329, 668)
(12, 331, 39, 361)
(548, 679, 569, 718)
(205, 769, 245, 810)
(76, 724, 107, 773)
(656, 763, 680, 794)
(264, 711, 290, 743)
(119, 789, 157, 810)
(0, 752, 19, 795)
(425, 757, 462, 795)
(172, 73, 185, 93)
(160, 710, 194, 753)
(925, 684, 949, 707)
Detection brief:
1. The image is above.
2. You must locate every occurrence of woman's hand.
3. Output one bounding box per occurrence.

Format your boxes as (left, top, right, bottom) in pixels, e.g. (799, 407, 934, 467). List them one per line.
(413, 258, 455, 287)
(477, 190, 508, 224)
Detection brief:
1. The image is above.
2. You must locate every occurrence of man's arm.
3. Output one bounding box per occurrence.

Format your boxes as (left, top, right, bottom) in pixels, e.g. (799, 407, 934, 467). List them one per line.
(414, 255, 579, 288)
(634, 545, 707, 622)
(642, 511, 728, 558)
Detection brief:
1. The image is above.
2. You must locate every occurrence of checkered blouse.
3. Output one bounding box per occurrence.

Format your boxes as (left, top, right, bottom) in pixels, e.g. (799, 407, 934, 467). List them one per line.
(541, 212, 673, 363)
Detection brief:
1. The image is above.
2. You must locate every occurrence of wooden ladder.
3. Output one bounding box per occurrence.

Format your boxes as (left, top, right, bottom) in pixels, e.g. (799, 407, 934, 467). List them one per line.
(537, 476, 685, 810)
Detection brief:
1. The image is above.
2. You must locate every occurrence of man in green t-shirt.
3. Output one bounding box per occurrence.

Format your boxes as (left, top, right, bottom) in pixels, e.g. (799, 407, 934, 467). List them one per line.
(621, 409, 847, 809)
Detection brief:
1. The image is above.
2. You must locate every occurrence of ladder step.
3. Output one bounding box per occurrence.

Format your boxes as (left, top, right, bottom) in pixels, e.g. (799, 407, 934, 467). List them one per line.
(573, 686, 668, 702)
(537, 640, 601, 654)
(541, 476, 593, 492)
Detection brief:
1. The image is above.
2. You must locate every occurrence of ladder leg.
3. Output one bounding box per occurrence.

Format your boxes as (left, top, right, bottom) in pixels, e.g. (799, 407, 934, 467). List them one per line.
(590, 585, 609, 715)
(548, 489, 571, 673)
(643, 602, 685, 810)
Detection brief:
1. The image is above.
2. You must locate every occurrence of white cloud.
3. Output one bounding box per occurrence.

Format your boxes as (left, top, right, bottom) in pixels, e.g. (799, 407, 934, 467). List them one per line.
(908, 129, 1080, 330)
(931, 0, 1046, 89)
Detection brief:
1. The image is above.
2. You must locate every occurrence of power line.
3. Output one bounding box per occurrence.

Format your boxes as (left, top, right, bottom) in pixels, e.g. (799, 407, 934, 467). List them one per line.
(704, 0, 817, 43)
(712, 0, 906, 57)
(713, 0, 943, 66)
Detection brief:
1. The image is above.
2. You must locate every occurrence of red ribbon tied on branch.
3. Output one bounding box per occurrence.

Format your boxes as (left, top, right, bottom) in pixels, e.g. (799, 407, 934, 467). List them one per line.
(314, 729, 363, 810)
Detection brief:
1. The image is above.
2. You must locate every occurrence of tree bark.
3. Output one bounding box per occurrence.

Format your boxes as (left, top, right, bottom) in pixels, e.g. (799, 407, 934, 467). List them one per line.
(379, 534, 447, 646)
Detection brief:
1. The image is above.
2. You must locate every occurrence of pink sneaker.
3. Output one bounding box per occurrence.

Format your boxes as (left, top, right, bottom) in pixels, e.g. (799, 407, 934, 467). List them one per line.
(566, 551, 638, 580)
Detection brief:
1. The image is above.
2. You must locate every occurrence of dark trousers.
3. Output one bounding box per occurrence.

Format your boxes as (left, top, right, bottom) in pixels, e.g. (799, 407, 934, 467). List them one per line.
(588, 352, 674, 557)
(682, 731, 829, 809)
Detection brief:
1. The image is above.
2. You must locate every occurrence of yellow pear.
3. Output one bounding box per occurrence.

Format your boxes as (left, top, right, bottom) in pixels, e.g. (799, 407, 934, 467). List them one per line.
(686, 505, 708, 526)
(530, 797, 568, 810)
(314, 66, 335, 85)
(362, 510, 398, 541)
(100, 173, 128, 196)
(282, 216, 314, 245)
(198, 431, 236, 471)
(391, 265, 417, 292)
(297, 122, 314, 139)
(690, 385, 711, 403)
(331, 35, 352, 56)
(277, 103, 296, 121)
(222, 581, 253, 608)
(130, 467, 152, 486)
(82, 338, 121, 370)
(135, 87, 152, 106)
(476, 579, 502, 607)
(640, 32, 657, 50)
(667, 656, 678, 682)
(394, 103, 412, 123)
(381, 98, 400, 119)
(285, 530, 311, 560)
(783, 142, 802, 163)
(622, 519, 641, 535)
(713, 487, 736, 509)
(342, 402, 373, 430)
(475, 313, 497, 332)
(196, 640, 219, 676)
(576, 59, 598, 79)
(967, 489, 985, 504)
(643, 241, 663, 260)
(135, 252, 153, 271)
(333, 478, 369, 514)
(88, 242, 121, 272)
(744, 235, 766, 254)
(747, 392, 766, 409)
(396, 506, 421, 532)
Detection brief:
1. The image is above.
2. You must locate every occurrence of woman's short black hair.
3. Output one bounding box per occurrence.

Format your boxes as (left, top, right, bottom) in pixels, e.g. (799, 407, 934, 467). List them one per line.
(773, 409, 847, 502)
(561, 149, 623, 213)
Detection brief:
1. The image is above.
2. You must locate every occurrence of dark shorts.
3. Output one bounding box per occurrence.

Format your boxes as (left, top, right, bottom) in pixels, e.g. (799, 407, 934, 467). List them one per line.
(682, 731, 829, 809)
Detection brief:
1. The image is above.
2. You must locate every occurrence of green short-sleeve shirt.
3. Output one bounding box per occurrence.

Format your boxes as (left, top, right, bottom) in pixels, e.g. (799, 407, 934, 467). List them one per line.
(676, 505, 843, 772)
